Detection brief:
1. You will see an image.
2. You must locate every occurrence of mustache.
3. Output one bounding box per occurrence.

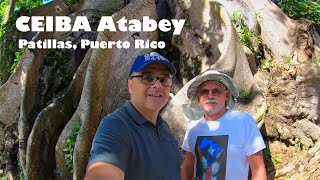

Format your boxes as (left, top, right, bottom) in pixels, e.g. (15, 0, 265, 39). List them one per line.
(148, 89, 163, 94)
(204, 100, 217, 104)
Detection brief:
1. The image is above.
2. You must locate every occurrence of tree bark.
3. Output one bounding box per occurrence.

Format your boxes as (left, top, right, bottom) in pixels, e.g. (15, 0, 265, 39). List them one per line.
(0, 0, 319, 179)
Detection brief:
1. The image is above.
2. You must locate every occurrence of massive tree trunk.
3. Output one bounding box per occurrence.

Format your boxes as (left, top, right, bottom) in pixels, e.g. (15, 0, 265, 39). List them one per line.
(0, 0, 319, 179)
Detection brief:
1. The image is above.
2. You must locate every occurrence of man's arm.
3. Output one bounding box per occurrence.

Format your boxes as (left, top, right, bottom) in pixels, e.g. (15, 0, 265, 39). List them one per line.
(248, 150, 267, 180)
(181, 151, 195, 180)
(84, 163, 124, 180)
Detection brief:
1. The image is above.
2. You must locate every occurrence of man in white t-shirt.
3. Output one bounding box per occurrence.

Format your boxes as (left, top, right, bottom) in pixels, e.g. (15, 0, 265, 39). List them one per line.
(181, 70, 266, 180)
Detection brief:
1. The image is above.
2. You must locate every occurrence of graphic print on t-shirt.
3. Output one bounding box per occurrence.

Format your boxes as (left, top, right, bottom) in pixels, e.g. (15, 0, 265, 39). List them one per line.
(195, 135, 228, 180)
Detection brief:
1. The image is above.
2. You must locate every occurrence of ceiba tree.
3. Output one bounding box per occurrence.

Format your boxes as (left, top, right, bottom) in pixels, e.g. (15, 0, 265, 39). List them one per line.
(0, 0, 319, 179)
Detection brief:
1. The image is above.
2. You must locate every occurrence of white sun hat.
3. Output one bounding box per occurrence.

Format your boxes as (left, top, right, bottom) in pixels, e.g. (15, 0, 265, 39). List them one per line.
(176, 70, 239, 121)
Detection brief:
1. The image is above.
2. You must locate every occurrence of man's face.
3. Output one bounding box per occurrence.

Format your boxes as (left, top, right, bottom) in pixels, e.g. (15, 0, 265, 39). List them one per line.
(128, 63, 171, 113)
(197, 81, 230, 119)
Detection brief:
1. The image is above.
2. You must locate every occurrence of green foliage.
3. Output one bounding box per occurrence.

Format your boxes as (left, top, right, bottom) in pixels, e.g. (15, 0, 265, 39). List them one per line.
(180, 53, 201, 81)
(15, 0, 42, 12)
(70, 0, 78, 6)
(231, 12, 254, 48)
(1, 0, 42, 33)
(173, 35, 183, 46)
(18, 159, 24, 180)
(273, 0, 320, 33)
(237, 89, 252, 104)
(1, 0, 42, 27)
(63, 123, 81, 172)
(1, 176, 8, 180)
(263, 148, 271, 158)
(0, 12, 19, 83)
(159, 30, 167, 38)
(311, 58, 320, 63)
(190, 55, 201, 75)
(231, 12, 264, 62)
(0, 0, 8, 24)
(9, 48, 26, 72)
(184, 19, 191, 29)
(0, 0, 42, 83)
(262, 146, 273, 165)
(1, 0, 10, 39)
(45, 49, 72, 88)
(156, 28, 181, 81)
(180, 0, 191, 29)
(282, 55, 291, 64)
(261, 59, 276, 71)
(272, 154, 282, 164)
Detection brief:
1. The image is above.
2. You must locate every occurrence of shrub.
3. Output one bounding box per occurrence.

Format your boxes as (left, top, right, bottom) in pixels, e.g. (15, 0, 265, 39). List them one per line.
(273, 0, 320, 33)
(63, 123, 81, 172)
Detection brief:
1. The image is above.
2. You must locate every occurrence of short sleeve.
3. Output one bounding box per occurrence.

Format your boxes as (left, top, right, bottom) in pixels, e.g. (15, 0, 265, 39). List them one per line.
(243, 114, 266, 156)
(87, 116, 130, 171)
(181, 122, 193, 153)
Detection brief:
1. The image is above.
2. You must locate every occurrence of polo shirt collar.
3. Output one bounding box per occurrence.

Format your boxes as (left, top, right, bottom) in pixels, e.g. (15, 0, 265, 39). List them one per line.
(124, 101, 163, 126)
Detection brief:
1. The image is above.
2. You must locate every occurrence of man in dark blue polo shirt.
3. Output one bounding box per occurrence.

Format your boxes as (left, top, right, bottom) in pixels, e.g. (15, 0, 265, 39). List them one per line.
(85, 52, 182, 180)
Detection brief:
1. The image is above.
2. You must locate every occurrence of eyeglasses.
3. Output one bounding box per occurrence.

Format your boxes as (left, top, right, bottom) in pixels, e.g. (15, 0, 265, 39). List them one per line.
(130, 74, 173, 87)
(197, 88, 226, 97)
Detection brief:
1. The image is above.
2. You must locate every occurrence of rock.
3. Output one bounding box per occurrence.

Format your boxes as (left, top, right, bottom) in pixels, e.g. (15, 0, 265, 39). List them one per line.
(276, 123, 292, 140)
(294, 119, 320, 143)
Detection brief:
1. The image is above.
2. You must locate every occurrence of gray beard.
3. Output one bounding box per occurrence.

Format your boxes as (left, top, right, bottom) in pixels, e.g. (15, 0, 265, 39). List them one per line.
(202, 107, 218, 116)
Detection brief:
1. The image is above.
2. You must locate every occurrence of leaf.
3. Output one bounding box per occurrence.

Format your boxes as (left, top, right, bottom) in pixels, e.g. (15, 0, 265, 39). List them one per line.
(300, 11, 308, 15)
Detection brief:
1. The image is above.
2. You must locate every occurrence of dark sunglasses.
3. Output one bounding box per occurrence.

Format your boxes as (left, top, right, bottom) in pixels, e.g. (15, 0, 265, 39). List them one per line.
(197, 88, 226, 97)
(130, 74, 172, 87)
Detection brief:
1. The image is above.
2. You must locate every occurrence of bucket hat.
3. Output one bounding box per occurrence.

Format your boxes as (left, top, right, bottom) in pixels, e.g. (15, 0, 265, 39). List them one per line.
(179, 70, 239, 121)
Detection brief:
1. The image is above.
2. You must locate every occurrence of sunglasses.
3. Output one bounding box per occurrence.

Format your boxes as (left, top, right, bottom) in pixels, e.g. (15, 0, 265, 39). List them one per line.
(130, 74, 172, 87)
(197, 88, 226, 97)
